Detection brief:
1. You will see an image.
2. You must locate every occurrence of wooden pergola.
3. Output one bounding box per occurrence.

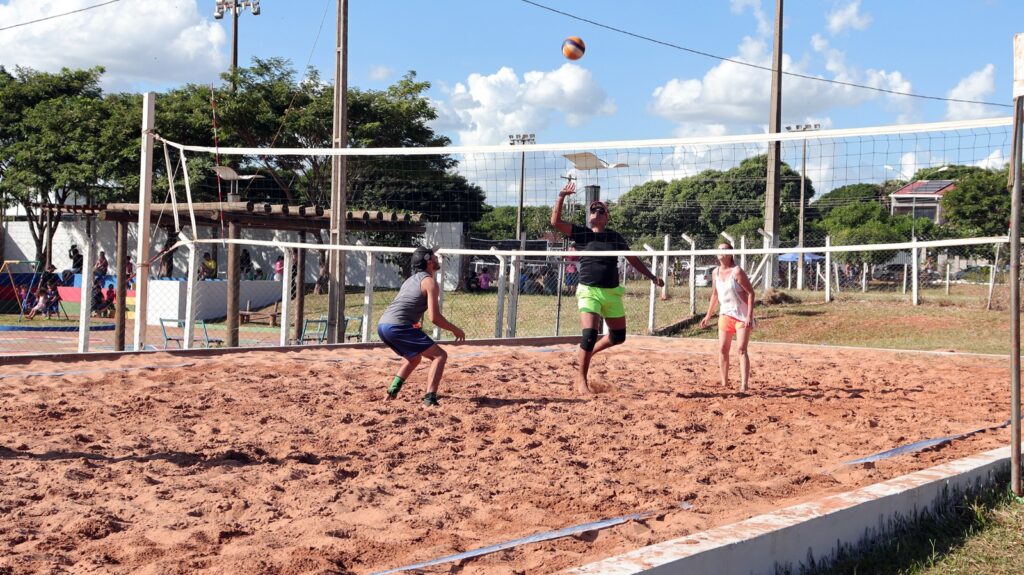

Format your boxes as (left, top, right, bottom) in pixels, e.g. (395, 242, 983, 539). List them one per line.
(52, 201, 424, 350)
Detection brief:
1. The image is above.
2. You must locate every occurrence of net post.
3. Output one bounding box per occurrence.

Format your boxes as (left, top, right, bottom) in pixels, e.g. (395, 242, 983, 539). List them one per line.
(279, 248, 293, 346)
(824, 236, 831, 303)
(661, 235, 670, 300)
(434, 254, 444, 340)
(1010, 33, 1023, 495)
(912, 238, 920, 306)
(183, 244, 198, 349)
(493, 249, 505, 338)
(133, 92, 155, 351)
(327, 0, 349, 344)
(739, 235, 746, 270)
(644, 245, 657, 334)
(506, 255, 517, 337)
(77, 240, 95, 353)
(362, 247, 374, 343)
(555, 253, 565, 336)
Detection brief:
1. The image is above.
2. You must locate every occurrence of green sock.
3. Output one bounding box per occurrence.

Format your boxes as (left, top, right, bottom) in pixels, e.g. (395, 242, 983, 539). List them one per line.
(387, 376, 404, 398)
(422, 391, 439, 406)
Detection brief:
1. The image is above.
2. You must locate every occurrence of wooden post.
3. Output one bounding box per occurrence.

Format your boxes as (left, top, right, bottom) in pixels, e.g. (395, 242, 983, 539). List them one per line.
(682, 234, 696, 316)
(226, 221, 240, 347)
(114, 221, 127, 351)
(505, 255, 517, 337)
(327, 0, 349, 344)
(988, 243, 1001, 311)
(293, 231, 306, 344)
(1008, 47, 1022, 493)
(133, 92, 155, 350)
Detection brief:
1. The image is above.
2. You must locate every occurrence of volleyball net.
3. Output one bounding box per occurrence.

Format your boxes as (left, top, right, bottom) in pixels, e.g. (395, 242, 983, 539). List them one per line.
(11, 115, 1014, 354)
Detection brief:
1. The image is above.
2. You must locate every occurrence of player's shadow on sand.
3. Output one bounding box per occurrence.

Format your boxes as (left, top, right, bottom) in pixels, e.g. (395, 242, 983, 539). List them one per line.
(0, 445, 296, 468)
(676, 386, 871, 400)
(467, 396, 586, 408)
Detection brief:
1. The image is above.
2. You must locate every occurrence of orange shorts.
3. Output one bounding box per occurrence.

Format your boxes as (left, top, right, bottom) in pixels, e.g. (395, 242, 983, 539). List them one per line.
(718, 315, 752, 334)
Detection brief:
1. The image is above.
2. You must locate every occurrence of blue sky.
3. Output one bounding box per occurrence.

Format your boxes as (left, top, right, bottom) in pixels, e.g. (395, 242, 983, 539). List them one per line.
(0, 0, 1019, 147)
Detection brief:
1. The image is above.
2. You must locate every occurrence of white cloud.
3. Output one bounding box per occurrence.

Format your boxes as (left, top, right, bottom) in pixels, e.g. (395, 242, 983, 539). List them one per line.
(976, 148, 1006, 170)
(730, 0, 770, 37)
(945, 64, 1002, 121)
(827, 1, 872, 35)
(431, 64, 615, 146)
(368, 65, 392, 82)
(0, 0, 226, 90)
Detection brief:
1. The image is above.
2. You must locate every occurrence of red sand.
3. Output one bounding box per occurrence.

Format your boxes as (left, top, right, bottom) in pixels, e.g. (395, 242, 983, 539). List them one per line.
(0, 338, 1011, 574)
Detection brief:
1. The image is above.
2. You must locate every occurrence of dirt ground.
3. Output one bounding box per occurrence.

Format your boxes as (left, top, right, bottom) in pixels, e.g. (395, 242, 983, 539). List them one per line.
(0, 338, 1011, 574)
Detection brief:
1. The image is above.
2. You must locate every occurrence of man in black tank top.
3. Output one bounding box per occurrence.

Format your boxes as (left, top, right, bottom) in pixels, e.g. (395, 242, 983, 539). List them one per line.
(551, 180, 663, 394)
(377, 247, 465, 406)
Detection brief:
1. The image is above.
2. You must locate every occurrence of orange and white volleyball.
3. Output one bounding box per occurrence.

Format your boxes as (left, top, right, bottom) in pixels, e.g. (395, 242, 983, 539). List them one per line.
(562, 36, 585, 60)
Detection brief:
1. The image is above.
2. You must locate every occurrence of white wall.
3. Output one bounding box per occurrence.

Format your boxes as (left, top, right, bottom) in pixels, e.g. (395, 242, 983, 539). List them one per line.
(3, 219, 465, 291)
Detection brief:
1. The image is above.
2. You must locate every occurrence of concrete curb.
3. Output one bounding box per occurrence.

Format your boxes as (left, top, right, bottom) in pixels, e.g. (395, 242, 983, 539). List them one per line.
(564, 445, 1015, 575)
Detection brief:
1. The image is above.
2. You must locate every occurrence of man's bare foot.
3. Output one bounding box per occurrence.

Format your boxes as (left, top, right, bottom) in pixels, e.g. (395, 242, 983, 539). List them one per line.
(574, 373, 593, 395)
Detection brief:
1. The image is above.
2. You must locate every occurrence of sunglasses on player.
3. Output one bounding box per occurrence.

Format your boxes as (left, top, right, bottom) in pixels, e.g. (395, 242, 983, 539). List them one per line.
(589, 206, 607, 215)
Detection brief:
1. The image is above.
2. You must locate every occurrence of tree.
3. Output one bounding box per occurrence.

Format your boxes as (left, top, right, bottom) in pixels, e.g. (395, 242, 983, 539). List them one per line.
(811, 183, 885, 218)
(0, 66, 135, 264)
(941, 168, 1010, 237)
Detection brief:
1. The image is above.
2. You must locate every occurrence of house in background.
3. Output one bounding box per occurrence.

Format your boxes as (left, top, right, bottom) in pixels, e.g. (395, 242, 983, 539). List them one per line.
(889, 179, 956, 224)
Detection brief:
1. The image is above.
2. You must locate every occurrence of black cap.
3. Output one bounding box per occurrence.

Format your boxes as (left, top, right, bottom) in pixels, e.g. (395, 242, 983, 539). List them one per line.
(411, 247, 434, 271)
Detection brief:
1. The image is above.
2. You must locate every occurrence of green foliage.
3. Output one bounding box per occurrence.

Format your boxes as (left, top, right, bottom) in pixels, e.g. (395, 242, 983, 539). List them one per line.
(470, 205, 554, 241)
(941, 168, 1010, 237)
(912, 164, 985, 181)
(812, 183, 885, 218)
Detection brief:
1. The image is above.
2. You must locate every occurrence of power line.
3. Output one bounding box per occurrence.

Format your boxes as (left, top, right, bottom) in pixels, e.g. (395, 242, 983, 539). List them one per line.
(0, 0, 122, 32)
(520, 0, 1012, 109)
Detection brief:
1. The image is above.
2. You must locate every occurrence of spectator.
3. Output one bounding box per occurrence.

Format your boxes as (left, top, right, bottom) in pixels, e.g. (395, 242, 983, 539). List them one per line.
(68, 245, 83, 273)
(240, 249, 254, 280)
(273, 255, 284, 281)
(98, 286, 116, 317)
(314, 267, 330, 294)
(466, 269, 480, 292)
(90, 278, 105, 315)
(93, 251, 109, 278)
(478, 267, 492, 290)
(199, 252, 217, 280)
(25, 287, 48, 320)
(18, 285, 35, 314)
(40, 264, 60, 287)
(124, 258, 135, 288)
(44, 285, 61, 319)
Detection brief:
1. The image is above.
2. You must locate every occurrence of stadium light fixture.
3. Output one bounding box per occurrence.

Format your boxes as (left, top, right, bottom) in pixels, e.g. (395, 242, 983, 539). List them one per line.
(214, 2, 262, 91)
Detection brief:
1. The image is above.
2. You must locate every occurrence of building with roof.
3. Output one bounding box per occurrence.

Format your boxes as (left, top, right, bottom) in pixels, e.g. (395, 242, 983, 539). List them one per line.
(889, 179, 956, 224)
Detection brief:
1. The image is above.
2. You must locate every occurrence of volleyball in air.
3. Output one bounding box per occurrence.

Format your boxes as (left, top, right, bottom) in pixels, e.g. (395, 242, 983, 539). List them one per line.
(562, 36, 585, 60)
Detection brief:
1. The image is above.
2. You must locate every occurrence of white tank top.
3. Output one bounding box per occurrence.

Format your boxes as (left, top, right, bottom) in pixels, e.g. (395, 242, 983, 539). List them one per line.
(715, 266, 750, 323)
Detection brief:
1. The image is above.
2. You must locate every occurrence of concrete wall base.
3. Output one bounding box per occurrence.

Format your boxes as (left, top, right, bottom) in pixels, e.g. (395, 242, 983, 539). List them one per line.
(566, 445, 1016, 575)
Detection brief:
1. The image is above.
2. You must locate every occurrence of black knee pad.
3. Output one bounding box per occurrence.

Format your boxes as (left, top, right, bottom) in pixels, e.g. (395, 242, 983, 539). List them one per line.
(609, 329, 627, 345)
(580, 328, 599, 352)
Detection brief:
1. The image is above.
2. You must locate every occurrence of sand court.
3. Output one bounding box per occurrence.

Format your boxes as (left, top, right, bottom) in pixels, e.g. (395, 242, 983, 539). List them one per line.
(0, 338, 1011, 574)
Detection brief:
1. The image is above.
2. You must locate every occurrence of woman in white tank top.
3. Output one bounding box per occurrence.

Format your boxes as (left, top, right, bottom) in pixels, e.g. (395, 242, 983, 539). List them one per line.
(699, 242, 756, 391)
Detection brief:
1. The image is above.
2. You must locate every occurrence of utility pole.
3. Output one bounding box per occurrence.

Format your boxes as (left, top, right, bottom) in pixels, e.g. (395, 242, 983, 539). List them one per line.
(327, 0, 349, 343)
(1008, 31, 1023, 496)
(213, 1, 261, 92)
(506, 133, 535, 337)
(784, 123, 819, 290)
(763, 0, 784, 292)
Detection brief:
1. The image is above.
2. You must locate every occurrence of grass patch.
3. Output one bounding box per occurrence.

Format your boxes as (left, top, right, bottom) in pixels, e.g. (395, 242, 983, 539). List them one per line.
(795, 485, 1024, 575)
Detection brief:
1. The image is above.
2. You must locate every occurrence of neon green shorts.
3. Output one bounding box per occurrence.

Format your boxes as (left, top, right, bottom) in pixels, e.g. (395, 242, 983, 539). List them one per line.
(577, 284, 626, 319)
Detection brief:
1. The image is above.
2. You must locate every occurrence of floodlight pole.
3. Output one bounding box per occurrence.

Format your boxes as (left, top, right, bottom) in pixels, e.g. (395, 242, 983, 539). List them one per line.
(507, 133, 535, 338)
(1009, 32, 1023, 496)
(327, 0, 349, 343)
(785, 123, 820, 290)
(214, 1, 261, 92)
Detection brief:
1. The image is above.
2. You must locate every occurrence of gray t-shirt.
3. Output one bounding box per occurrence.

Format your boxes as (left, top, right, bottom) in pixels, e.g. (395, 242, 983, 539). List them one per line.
(378, 271, 430, 326)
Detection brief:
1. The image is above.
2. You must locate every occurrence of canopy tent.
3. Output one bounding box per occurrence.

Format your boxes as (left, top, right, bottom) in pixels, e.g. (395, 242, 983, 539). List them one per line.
(778, 252, 825, 262)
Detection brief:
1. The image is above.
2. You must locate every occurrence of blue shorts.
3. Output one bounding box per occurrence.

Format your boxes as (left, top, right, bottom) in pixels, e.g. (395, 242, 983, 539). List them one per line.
(378, 323, 436, 359)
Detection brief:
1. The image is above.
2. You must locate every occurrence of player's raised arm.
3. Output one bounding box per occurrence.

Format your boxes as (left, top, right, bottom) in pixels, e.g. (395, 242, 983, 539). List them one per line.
(551, 180, 577, 236)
